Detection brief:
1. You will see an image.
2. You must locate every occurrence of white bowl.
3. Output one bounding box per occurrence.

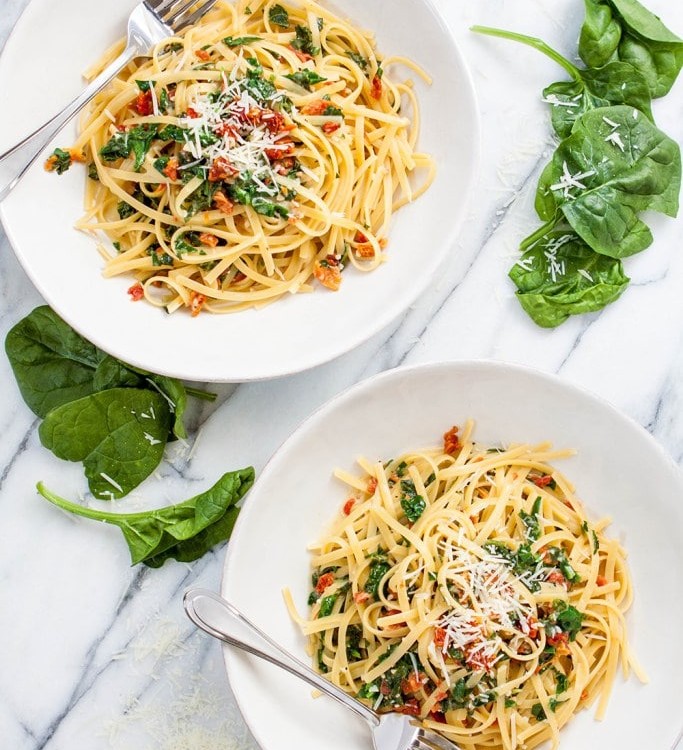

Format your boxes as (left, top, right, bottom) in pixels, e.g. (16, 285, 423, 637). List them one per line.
(0, 0, 479, 382)
(221, 360, 683, 750)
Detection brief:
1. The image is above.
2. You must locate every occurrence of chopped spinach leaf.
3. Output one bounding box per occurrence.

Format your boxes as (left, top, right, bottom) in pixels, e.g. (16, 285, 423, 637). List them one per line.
(269, 3, 289, 27)
(285, 69, 327, 91)
(158, 124, 187, 142)
(399, 479, 426, 522)
(100, 124, 158, 171)
(346, 50, 369, 70)
(346, 624, 364, 660)
(153, 156, 170, 175)
(183, 180, 218, 216)
(222, 35, 261, 47)
(471, 690, 497, 707)
(117, 201, 136, 219)
(291, 25, 320, 56)
(251, 196, 289, 218)
(48, 148, 74, 175)
(555, 669, 569, 694)
(531, 703, 547, 721)
(364, 560, 390, 600)
(519, 496, 542, 541)
(318, 593, 338, 617)
(546, 546, 581, 584)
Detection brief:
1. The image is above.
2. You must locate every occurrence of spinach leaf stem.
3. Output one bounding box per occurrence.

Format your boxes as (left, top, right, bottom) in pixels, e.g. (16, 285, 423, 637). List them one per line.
(471, 26, 581, 80)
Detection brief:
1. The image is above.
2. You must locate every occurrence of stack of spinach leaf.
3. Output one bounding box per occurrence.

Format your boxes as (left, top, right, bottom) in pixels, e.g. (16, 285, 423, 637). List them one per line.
(473, 0, 682, 327)
(5, 306, 255, 567)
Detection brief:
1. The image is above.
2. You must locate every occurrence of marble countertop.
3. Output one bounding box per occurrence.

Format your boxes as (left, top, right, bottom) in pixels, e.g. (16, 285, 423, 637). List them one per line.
(1, 1, 682, 748)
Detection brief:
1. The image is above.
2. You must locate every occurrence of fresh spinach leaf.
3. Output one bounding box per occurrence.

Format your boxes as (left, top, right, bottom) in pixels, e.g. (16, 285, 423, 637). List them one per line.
(579, 0, 623, 68)
(532, 703, 548, 721)
(117, 201, 136, 219)
(543, 61, 652, 138)
(5, 307, 206, 441)
(159, 88, 171, 113)
(580, 0, 683, 97)
(555, 669, 569, 694)
(285, 69, 327, 91)
(244, 73, 279, 103)
(546, 547, 581, 584)
(536, 106, 680, 258)
(153, 156, 170, 175)
(39, 389, 171, 500)
(100, 132, 131, 162)
(36, 468, 255, 566)
(509, 229, 629, 327)
(228, 172, 260, 205)
(93, 355, 146, 391)
(5, 306, 104, 417)
(484, 541, 542, 591)
(145, 374, 189, 440)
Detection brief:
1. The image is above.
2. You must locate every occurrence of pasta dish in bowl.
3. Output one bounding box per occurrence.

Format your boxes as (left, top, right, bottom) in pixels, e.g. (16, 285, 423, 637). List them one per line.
(220, 361, 683, 750)
(0, 0, 477, 380)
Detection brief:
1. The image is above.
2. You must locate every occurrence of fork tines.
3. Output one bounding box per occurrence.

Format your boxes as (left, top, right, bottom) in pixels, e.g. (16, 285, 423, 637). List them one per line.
(144, 0, 219, 32)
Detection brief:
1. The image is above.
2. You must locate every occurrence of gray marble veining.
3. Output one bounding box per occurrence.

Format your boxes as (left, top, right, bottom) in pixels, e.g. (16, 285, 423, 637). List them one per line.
(1, 0, 682, 748)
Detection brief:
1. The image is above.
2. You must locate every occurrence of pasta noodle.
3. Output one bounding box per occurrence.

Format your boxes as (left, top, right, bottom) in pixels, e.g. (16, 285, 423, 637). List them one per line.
(286, 421, 644, 750)
(53, 0, 435, 315)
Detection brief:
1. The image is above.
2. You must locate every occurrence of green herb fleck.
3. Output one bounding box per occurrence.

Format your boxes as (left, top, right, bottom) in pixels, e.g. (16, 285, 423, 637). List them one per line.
(285, 69, 327, 91)
(399, 479, 426, 523)
(269, 3, 289, 27)
(223, 35, 261, 46)
(346, 50, 369, 70)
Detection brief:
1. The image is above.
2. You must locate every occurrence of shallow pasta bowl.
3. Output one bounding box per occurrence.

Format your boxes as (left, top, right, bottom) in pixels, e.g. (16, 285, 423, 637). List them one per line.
(0, 0, 479, 382)
(219, 361, 683, 750)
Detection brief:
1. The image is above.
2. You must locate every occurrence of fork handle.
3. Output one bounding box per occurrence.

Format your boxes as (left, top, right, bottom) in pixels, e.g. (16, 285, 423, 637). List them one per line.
(0, 42, 139, 202)
(183, 588, 381, 728)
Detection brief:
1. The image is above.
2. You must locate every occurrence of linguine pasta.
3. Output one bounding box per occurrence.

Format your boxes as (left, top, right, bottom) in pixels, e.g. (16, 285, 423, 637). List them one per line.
(286, 421, 644, 750)
(52, 0, 434, 315)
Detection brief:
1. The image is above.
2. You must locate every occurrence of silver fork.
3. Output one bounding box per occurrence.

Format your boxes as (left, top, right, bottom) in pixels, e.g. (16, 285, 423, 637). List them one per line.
(0, 0, 218, 202)
(184, 589, 461, 750)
